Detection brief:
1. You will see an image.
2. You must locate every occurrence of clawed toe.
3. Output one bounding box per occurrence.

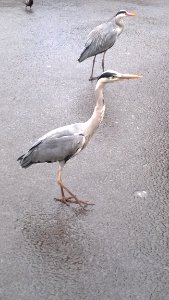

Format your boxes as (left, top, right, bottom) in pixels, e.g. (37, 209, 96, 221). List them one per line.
(54, 196, 94, 208)
(89, 76, 98, 81)
(54, 197, 71, 206)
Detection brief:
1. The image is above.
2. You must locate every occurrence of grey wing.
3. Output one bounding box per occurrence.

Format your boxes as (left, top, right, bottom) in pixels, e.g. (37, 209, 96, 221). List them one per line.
(35, 122, 86, 143)
(78, 23, 118, 62)
(18, 134, 85, 168)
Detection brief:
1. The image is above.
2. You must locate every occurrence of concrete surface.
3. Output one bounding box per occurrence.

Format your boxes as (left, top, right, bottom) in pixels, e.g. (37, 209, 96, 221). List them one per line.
(0, 0, 169, 299)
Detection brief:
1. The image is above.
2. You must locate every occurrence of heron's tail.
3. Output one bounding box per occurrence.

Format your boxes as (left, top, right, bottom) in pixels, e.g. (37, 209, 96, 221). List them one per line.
(17, 152, 33, 168)
(78, 54, 83, 63)
(78, 43, 93, 62)
(78, 48, 88, 62)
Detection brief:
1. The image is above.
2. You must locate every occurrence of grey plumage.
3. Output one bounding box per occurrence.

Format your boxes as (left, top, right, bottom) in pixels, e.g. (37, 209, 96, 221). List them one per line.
(78, 10, 136, 80)
(17, 123, 86, 168)
(78, 22, 117, 62)
(17, 70, 142, 207)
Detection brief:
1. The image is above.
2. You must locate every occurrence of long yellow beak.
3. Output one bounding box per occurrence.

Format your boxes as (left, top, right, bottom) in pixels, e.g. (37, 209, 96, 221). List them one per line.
(120, 74, 143, 79)
(126, 12, 137, 16)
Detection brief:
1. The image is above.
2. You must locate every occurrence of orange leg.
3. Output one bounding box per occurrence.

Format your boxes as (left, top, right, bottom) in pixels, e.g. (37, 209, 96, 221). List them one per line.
(54, 166, 95, 208)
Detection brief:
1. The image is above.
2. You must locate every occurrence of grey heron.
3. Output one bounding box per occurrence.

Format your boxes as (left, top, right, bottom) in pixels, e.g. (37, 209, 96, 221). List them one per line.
(78, 10, 136, 81)
(25, 0, 33, 9)
(17, 70, 142, 207)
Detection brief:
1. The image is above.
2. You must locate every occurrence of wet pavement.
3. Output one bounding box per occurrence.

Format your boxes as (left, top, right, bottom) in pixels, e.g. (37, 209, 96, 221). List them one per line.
(0, 0, 169, 299)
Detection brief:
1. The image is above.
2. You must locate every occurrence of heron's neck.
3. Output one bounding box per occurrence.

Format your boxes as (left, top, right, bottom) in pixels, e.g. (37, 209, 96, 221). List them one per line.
(115, 17, 124, 35)
(84, 81, 105, 141)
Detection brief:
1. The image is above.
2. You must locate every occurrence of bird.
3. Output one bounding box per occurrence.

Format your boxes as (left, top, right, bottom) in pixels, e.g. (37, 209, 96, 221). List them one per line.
(25, 0, 33, 9)
(78, 10, 136, 81)
(17, 70, 142, 208)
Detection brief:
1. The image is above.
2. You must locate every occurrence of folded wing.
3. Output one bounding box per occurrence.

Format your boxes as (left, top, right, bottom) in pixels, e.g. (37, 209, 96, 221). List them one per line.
(17, 133, 85, 168)
(78, 22, 117, 62)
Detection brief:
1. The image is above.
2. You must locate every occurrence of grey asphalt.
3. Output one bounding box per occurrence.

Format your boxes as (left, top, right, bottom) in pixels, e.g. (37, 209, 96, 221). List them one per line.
(0, 0, 169, 299)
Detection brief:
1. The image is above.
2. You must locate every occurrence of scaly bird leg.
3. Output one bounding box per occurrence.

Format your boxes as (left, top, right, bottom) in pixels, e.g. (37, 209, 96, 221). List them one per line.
(59, 185, 70, 206)
(55, 166, 94, 207)
(89, 55, 96, 81)
(54, 167, 71, 205)
(102, 51, 106, 72)
(58, 185, 80, 206)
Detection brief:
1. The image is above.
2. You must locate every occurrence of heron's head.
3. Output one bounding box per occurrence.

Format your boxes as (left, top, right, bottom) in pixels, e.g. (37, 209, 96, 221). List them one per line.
(97, 70, 143, 84)
(115, 10, 136, 19)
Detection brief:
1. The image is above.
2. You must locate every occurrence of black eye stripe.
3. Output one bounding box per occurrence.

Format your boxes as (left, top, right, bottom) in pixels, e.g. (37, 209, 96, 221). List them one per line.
(98, 72, 117, 79)
(115, 10, 127, 16)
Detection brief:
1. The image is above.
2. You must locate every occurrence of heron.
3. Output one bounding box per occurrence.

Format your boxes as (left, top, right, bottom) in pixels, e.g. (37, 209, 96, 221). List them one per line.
(17, 70, 142, 207)
(25, 0, 33, 9)
(78, 10, 136, 81)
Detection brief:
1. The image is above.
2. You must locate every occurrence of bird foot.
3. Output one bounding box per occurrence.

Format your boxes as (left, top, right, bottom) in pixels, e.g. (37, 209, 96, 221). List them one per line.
(54, 196, 71, 206)
(54, 196, 95, 208)
(89, 76, 98, 81)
